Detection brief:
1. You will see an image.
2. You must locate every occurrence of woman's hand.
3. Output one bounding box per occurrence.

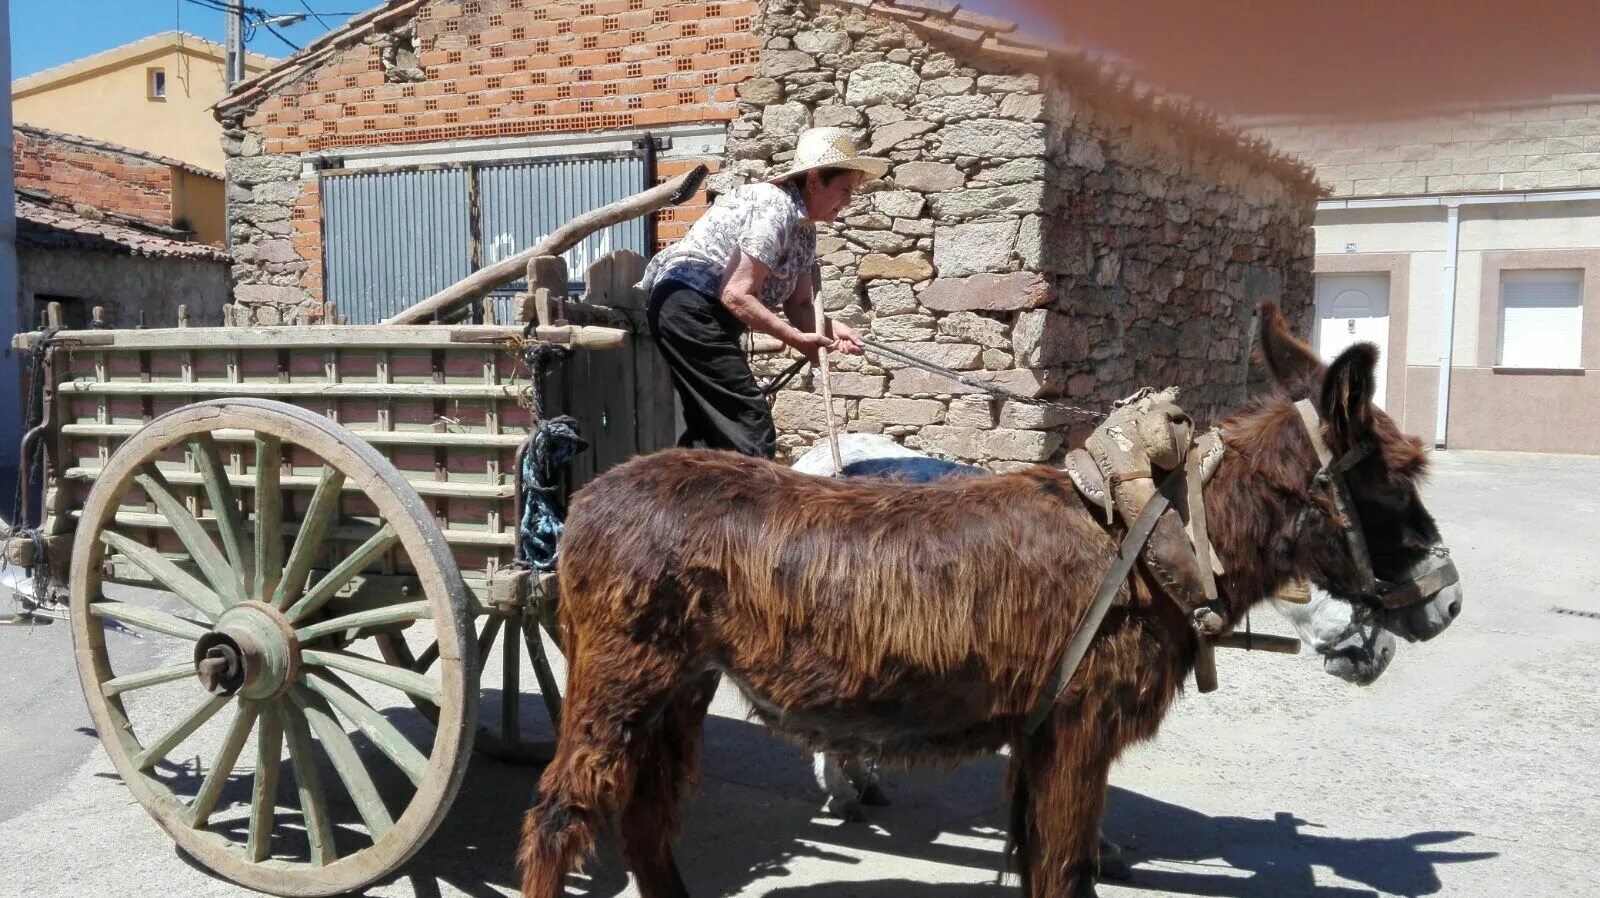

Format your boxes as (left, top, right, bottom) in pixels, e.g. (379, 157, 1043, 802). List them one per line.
(790, 331, 836, 365)
(827, 320, 866, 355)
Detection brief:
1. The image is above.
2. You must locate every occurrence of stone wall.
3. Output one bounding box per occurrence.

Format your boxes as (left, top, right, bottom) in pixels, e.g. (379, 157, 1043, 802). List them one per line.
(1253, 98, 1600, 197)
(17, 247, 230, 329)
(732, 0, 1316, 468)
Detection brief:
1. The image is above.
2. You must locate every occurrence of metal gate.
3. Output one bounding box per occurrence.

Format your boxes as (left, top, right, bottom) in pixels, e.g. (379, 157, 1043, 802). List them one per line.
(322, 150, 650, 324)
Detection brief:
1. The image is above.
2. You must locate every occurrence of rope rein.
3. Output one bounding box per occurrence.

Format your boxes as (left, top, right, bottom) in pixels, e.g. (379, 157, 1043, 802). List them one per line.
(860, 338, 1110, 423)
(3, 325, 65, 615)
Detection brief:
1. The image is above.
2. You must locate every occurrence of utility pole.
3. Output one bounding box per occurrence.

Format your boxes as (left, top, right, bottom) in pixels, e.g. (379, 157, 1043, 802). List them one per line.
(224, 1, 246, 88)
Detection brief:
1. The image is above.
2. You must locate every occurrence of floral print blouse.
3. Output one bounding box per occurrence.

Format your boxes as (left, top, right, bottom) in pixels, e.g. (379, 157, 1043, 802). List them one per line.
(638, 182, 816, 309)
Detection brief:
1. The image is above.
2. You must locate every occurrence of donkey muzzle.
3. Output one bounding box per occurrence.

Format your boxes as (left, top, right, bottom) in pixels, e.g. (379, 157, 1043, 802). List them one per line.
(1379, 547, 1463, 643)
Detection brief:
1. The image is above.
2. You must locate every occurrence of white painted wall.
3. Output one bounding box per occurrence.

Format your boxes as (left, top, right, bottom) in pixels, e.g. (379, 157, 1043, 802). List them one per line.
(1314, 201, 1600, 368)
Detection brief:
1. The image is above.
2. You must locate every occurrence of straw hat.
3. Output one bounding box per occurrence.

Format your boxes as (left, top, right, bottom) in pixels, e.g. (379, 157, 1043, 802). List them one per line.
(767, 127, 890, 184)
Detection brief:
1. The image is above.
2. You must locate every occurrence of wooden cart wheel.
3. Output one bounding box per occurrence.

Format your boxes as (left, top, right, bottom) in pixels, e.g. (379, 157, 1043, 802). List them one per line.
(69, 399, 476, 897)
(379, 579, 566, 765)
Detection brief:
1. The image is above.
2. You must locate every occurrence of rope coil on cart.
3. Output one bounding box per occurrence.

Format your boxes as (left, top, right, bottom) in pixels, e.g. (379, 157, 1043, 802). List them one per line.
(517, 341, 588, 573)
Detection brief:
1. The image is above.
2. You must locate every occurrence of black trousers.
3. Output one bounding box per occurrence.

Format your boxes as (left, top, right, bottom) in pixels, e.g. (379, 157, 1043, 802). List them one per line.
(647, 282, 777, 459)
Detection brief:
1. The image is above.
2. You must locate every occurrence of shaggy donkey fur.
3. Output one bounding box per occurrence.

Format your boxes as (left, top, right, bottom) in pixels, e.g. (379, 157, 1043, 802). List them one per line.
(518, 302, 1444, 898)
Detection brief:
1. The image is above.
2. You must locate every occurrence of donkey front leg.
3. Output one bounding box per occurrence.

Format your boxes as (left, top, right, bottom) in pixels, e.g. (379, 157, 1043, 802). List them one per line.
(1013, 719, 1115, 898)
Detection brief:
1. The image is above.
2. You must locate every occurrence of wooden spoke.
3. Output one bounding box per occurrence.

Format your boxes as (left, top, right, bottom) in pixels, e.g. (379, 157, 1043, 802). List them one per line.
(190, 700, 261, 828)
(501, 616, 520, 741)
(189, 434, 252, 602)
(280, 703, 338, 867)
(289, 686, 395, 841)
(247, 706, 283, 863)
(473, 614, 505, 677)
(133, 693, 230, 770)
(135, 464, 241, 605)
(412, 641, 440, 675)
(285, 524, 400, 625)
(524, 616, 564, 732)
(100, 530, 225, 621)
(303, 670, 428, 787)
(295, 600, 431, 644)
(301, 649, 441, 705)
(70, 399, 477, 895)
(91, 601, 210, 641)
(100, 664, 194, 697)
(254, 435, 284, 603)
(271, 465, 346, 611)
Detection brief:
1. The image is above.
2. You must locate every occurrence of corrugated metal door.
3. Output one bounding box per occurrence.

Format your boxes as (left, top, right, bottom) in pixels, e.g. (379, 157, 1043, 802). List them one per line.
(322, 168, 471, 325)
(478, 153, 649, 322)
(322, 152, 649, 324)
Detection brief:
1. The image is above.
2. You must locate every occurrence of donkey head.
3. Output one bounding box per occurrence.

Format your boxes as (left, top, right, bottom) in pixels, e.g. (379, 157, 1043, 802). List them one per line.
(1254, 301, 1463, 643)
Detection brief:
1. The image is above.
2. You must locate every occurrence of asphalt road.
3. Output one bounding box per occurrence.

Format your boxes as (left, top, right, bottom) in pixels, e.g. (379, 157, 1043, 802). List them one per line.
(1, 450, 1596, 897)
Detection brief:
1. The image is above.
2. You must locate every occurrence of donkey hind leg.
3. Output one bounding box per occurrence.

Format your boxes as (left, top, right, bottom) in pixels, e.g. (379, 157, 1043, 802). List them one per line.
(1012, 720, 1115, 898)
(619, 672, 719, 898)
(843, 754, 891, 807)
(1097, 831, 1132, 882)
(814, 753, 867, 822)
(518, 643, 692, 898)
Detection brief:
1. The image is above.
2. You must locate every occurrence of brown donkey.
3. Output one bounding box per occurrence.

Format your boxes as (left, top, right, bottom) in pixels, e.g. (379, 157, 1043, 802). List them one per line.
(518, 302, 1462, 898)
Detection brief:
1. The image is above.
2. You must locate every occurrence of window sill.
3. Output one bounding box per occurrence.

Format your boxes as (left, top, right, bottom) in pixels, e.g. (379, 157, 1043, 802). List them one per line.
(1491, 367, 1586, 376)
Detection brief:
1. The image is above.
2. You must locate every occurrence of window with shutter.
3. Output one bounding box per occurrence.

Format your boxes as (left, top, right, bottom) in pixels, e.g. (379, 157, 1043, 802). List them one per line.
(1498, 269, 1583, 369)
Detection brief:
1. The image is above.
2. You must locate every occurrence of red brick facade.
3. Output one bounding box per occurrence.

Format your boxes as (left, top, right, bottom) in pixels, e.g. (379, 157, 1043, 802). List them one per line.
(220, 0, 760, 308)
(13, 127, 175, 228)
(241, 0, 759, 157)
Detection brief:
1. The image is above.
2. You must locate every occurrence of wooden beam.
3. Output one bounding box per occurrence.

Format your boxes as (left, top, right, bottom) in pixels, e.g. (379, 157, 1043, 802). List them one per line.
(13, 324, 626, 353)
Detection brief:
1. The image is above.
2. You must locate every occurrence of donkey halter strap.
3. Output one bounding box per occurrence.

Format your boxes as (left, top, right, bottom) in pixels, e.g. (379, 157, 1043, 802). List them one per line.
(1291, 399, 1460, 610)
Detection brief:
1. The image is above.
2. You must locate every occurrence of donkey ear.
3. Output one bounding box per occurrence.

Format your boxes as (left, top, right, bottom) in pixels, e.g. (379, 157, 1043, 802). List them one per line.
(1319, 342, 1379, 446)
(1255, 300, 1321, 400)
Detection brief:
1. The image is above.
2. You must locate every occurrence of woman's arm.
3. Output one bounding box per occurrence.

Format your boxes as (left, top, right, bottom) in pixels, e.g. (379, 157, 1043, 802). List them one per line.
(722, 251, 832, 357)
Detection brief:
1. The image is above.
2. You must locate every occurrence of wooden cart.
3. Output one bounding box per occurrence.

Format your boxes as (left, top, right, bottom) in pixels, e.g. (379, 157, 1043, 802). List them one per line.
(4, 169, 702, 896)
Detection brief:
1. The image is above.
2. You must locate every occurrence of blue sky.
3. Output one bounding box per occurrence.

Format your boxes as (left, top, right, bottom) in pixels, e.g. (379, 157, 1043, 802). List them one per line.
(12, 1, 1060, 80)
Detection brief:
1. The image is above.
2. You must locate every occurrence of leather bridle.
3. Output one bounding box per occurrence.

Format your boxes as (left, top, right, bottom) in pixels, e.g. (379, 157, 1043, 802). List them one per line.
(1293, 399, 1459, 612)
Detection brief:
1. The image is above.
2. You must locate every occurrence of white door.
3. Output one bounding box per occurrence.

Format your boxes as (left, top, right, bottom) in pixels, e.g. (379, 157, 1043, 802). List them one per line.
(1314, 274, 1390, 408)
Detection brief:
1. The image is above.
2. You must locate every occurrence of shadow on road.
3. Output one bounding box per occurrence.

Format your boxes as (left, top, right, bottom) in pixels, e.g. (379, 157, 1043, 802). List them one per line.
(386, 709, 1496, 898)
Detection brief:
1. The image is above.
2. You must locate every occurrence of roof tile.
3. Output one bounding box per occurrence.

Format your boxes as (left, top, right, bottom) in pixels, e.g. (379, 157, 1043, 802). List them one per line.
(15, 193, 231, 263)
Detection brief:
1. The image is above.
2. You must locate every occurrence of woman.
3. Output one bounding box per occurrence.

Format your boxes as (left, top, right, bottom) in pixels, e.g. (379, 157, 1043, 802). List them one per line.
(639, 127, 887, 458)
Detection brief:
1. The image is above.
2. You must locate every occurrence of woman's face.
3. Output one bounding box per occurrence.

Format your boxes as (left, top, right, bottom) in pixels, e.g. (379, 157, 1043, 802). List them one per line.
(801, 170, 867, 223)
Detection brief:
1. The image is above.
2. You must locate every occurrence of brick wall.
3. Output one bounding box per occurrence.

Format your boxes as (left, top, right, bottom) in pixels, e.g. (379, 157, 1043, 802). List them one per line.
(223, 0, 761, 321)
(1254, 99, 1600, 197)
(13, 128, 175, 227)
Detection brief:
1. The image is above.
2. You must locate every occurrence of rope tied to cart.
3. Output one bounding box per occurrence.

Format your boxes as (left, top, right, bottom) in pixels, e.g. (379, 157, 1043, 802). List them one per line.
(517, 340, 587, 573)
(2, 325, 65, 613)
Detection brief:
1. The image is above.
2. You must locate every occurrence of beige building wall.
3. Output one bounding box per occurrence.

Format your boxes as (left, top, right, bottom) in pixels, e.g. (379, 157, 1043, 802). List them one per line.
(172, 168, 227, 246)
(1260, 96, 1600, 454)
(1313, 200, 1600, 453)
(13, 33, 272, 173)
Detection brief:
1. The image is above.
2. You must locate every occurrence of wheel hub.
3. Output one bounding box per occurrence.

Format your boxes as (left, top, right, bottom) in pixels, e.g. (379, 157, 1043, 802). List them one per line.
(194, 602, 301, 700)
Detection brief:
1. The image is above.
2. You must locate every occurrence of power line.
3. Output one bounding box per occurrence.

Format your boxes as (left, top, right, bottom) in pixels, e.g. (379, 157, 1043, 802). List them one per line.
(297, 0, 333, 30)
(260, 21, 303, 51)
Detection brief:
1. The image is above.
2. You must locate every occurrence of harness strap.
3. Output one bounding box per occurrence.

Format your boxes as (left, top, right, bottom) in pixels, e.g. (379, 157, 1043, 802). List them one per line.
(1181, 439, 1222, 692)
(1023, 467, 1185, 734)
(1294, 399, 1379, 597)
(1374, 550, 1460, 610)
